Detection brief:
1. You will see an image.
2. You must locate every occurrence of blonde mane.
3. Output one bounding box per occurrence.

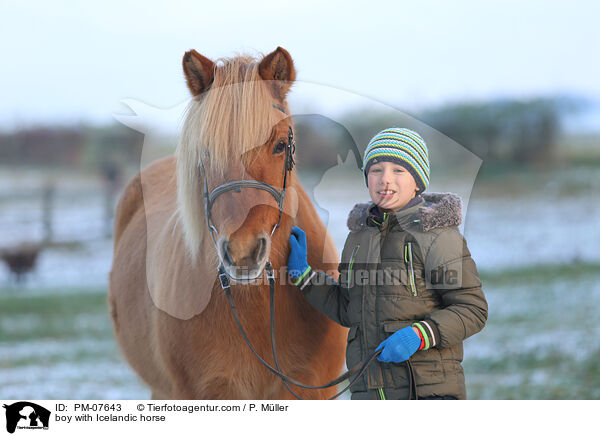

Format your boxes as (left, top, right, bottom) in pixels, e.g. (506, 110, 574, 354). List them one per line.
(176, 55, 283, 259)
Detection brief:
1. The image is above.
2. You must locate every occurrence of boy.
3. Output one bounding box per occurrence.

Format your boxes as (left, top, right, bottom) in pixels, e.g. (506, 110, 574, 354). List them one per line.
(287, 127, 488, 400)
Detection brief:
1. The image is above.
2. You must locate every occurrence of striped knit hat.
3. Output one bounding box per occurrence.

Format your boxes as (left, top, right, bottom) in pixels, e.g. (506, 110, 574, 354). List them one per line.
(362, 127, 430, 192)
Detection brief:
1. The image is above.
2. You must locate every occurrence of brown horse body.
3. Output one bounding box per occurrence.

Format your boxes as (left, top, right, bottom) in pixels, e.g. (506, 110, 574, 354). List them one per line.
(108, 48, 346, 399)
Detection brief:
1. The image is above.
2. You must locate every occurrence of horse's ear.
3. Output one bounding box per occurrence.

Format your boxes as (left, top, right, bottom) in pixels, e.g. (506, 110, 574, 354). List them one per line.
(258, 47, 296, 99)
(182, 50, 215, 96)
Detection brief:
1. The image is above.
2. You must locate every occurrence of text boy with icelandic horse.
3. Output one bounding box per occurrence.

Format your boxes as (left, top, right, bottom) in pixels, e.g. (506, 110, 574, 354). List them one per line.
(288, 128, 488, 399)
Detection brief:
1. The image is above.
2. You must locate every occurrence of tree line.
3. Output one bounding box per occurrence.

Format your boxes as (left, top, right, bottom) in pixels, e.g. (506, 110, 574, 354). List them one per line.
(0, 95, 589, 171)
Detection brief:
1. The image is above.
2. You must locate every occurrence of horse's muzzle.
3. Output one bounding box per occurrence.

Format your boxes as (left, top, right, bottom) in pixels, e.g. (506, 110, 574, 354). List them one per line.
(218, 232, 270, 282)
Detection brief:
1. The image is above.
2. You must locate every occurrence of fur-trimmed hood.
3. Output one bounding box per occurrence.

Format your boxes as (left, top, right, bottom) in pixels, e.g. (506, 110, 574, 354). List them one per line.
(347, 192, 462, 233)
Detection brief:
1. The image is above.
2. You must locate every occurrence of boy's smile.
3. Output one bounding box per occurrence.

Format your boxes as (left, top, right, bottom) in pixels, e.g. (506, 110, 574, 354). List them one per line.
(367, 161, 419, 212)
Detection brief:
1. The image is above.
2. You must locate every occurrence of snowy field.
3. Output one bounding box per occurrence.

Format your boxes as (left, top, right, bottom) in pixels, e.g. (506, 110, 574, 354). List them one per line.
(1, 166, 599, 399)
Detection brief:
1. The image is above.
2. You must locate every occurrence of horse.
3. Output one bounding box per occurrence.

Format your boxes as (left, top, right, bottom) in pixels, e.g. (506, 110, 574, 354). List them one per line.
(108, 47, 347, 399)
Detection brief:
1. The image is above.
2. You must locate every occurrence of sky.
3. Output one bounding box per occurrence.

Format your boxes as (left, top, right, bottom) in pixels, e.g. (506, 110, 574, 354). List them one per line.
(1, 0, 599, 130)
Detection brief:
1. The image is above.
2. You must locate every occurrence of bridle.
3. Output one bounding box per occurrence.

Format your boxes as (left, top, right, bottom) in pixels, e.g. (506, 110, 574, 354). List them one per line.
(199, 104, 295, 281)
(198, 104, 393, 400)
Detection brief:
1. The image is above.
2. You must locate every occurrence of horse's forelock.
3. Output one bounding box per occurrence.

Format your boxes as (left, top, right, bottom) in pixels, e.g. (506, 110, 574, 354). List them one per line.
(181, 56, 285, 172)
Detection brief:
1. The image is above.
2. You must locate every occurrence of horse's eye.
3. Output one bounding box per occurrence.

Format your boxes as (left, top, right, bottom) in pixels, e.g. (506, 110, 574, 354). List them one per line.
(272, 140, 286, 154)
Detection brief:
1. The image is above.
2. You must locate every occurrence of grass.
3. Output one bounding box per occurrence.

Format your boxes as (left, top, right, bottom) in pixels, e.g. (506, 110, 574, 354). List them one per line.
(0, 287, 149, 399)
(479, 260, 600, 287)
(466, 347, 600, 400)
(463, 261, 600, 399)
(0, 289, 110, 343)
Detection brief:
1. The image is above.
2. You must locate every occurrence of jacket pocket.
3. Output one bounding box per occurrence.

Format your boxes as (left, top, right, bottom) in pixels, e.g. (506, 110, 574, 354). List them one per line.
(346, 245, 360, 288)
(346, 325, 366, 392)
(410, 360, 445, 386)
(382, 320, 413, 335)
(404, 242, 417, 296)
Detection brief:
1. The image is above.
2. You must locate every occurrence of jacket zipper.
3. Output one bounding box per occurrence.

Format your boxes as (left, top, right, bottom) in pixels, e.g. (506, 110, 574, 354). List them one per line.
(373, 214, 391, 394)
(404, 242, 417, 296)
(347, 244, 360, 288)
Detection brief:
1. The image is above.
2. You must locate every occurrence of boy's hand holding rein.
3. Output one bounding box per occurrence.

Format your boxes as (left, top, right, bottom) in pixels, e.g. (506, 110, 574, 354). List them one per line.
(376, 327, 422, 363)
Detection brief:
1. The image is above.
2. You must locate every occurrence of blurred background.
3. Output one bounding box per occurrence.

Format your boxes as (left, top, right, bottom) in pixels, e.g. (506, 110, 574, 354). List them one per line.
(1, 0, 598, 399)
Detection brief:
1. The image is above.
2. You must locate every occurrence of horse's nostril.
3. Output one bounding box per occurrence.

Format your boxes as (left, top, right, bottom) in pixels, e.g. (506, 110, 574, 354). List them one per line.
(254, 237, 267, 262)
(222, 240, 234, 266)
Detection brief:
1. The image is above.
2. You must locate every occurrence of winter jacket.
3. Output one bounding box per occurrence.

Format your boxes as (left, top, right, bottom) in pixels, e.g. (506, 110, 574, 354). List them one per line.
(296, 193, 488, 399)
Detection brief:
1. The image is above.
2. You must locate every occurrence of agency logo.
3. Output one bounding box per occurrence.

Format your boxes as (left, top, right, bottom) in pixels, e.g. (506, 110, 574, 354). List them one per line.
(3, 402, 50, 434)
(115, 82, 481, 320)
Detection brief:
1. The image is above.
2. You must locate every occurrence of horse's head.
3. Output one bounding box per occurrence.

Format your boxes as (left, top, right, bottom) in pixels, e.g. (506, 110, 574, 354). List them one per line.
(176, 47, 297, 281)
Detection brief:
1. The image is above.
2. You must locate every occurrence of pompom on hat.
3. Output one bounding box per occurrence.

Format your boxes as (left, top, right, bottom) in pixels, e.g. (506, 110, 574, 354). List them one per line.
(362, 127, 430, 192)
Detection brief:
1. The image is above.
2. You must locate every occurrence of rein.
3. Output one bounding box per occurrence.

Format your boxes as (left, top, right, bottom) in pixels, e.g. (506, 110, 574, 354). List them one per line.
(218, 262, 382, 400)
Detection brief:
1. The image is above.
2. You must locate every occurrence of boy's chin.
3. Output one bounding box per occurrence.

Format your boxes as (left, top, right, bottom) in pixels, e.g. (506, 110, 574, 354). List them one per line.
(372, 199, 394, 210)
(372, 197, 410, 212)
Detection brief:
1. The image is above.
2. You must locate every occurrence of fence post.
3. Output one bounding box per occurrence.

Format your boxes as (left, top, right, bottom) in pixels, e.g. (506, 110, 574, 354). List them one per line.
(42, 182, 55, 243)
(101, 161, 122, 238)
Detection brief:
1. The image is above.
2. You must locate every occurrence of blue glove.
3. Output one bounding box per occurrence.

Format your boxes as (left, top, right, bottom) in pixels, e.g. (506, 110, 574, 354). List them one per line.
(376, 326, 421, 363)
(287, 226, 310, 279)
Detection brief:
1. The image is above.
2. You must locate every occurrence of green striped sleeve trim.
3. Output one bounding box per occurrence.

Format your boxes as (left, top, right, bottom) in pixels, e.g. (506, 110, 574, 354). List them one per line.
(420, 320, 437, 348)
(299, 271, 317, 291)
(293, 266, 312, 287)
(413, 322, 430, 350)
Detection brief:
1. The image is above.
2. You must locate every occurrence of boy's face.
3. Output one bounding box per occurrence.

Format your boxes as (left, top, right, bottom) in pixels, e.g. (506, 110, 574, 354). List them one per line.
(367, 161, 418, 212)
